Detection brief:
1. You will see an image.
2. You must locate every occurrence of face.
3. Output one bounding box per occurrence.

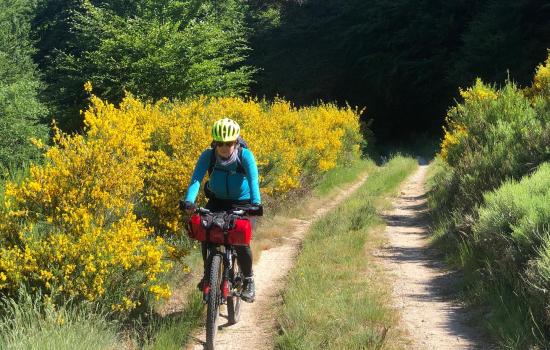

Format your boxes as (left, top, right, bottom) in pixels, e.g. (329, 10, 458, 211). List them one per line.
(215, 141, 237, 158)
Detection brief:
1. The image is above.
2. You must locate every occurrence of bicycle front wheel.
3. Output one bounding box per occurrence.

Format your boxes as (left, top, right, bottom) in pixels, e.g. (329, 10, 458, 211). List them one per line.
(206, 254, 223, 350)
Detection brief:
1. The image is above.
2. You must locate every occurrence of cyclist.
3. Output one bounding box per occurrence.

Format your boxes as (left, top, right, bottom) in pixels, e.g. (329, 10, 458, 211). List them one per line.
(180, 118, 261, 302)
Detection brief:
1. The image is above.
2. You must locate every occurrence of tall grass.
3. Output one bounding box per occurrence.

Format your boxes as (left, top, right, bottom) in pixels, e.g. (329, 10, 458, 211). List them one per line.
(0, 290, 118, 350)
(456, 163, 550, 348)
(276, 156, 417, 349)
(141, 292, 204, 350)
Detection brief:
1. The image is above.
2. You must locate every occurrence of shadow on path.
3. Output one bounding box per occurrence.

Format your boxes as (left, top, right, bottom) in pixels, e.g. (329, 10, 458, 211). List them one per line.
(381, 166, 494, 350)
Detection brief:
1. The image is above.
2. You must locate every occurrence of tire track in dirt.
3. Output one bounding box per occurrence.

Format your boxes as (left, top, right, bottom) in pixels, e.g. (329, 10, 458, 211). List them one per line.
(186, 174, 369, 350)
(379, 165, 492, 350)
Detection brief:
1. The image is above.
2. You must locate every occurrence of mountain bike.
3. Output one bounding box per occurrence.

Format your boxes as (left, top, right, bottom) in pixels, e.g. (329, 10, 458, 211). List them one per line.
(186, 205, 262, 350)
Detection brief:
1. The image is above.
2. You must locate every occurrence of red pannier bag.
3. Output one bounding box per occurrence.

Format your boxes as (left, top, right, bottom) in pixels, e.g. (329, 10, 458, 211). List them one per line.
(188, 214, 252, 245)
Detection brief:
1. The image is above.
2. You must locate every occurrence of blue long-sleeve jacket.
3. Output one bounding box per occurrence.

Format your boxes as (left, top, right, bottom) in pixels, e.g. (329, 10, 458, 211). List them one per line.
(184, 148, 261, 204)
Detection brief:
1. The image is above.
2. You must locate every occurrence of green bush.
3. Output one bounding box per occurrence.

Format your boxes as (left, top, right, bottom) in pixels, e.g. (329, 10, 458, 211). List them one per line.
(0, 0, 48, 173)
(428, 55, 550, 347)
(430, 56, 550, 245)
(439, 79, 548, 215)
(468, 163, 550, 343)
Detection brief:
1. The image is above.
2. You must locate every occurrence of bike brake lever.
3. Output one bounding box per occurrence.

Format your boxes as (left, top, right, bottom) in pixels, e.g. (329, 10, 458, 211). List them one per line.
(197, 207, 211, 215)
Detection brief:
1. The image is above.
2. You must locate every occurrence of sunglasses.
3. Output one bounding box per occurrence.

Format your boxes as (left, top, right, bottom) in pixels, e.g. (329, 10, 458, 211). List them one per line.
(216, 141, 236, 147)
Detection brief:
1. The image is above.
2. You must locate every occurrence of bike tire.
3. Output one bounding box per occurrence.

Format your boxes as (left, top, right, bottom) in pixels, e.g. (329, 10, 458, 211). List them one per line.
(206, 254, 223, 350)
(227, 256, 242, 325)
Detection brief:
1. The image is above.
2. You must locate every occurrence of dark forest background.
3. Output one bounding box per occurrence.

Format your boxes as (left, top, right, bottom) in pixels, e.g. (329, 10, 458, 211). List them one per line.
(249, 0, 550, 140)
(1, 0, 550, 171)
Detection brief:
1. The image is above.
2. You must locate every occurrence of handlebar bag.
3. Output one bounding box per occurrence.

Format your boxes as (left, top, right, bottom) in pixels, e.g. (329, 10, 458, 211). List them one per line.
(188, 214, 207, 241)
(188, 214, 252, 245)
(226, 218, 252, 245)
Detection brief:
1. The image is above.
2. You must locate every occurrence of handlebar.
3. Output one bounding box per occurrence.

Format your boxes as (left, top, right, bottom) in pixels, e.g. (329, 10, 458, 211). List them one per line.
(196, 205, 263, 217)
(179, 199, 263, 216)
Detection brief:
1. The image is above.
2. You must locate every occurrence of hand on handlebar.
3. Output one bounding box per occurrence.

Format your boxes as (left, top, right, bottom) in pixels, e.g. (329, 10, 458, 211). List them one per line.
(249, 204, 263, 216)
(233, 204, 263, 216)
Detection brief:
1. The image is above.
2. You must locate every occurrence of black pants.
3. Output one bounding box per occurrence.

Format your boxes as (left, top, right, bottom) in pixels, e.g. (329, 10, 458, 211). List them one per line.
(201, 198, 254, 278)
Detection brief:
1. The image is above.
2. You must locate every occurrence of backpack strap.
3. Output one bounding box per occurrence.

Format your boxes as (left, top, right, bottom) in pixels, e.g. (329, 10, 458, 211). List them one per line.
(208, 147, 217, 176)
(236, 146, 245, 175)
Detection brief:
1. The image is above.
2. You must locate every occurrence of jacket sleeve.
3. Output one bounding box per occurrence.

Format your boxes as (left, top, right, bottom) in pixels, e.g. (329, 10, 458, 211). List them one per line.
(242, 149, 261, 204)
(183, 149, 212, 203)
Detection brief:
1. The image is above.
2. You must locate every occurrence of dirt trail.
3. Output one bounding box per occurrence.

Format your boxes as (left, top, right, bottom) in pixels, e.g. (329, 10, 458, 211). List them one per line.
(379, 165, 491, 350)
(186, 174, 369, 350)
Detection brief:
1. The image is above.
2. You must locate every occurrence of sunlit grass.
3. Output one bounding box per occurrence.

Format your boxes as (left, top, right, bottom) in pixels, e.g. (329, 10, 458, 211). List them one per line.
(276, 156, 417, 349)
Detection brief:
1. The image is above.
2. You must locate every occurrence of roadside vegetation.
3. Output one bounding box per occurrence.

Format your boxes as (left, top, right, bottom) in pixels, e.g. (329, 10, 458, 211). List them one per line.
(0, 89, 363, 347)
(0, 291, 117, 350)
(276, 156, 417, 349)
(2, 0, 550, 348)
(427, 54, 550, 348)
(0, 156, 372, 350)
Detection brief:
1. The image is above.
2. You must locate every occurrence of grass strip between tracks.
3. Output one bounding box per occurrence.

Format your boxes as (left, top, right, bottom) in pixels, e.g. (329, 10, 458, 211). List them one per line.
(275, 156, 418, 350)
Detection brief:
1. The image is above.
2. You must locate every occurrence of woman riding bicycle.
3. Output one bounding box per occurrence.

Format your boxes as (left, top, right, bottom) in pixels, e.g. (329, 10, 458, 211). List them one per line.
(180, 118, 261, 302)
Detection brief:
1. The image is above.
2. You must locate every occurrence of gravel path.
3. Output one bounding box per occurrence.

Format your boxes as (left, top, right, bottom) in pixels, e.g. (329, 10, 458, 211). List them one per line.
(379, 165, 492, 350)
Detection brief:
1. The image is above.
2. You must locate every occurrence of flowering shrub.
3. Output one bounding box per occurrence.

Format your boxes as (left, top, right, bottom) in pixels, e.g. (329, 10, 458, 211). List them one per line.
(429, 52, 550, 347)
(530, 55, 550, 97)
(434, 54, 550, 215)
(140, 96, 361, 233)
(0, 91, 172, 310)
(438, 78, 496, 164)
(0, 87, 362, 311)
(439, 123, 467, 163)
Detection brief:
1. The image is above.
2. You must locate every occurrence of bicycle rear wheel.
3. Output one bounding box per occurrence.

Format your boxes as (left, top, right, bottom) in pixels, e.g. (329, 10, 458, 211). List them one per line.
(206, 254, 223, 350)
(227, 255, 242, 324)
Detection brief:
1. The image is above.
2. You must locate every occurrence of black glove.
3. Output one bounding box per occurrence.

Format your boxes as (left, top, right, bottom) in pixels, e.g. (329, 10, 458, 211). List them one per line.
(178, 199, 195, 212)
(248, 204, 263, 216)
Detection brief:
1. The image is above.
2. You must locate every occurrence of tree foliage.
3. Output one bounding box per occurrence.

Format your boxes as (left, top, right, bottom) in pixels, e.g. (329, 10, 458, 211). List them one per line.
(0, 0, 48, 173)
(5, 0, 550, 143)
(34, 0, 254, 131)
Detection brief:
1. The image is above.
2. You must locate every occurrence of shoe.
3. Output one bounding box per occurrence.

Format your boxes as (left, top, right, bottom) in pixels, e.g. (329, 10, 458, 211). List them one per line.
(241, 277, 255, 303)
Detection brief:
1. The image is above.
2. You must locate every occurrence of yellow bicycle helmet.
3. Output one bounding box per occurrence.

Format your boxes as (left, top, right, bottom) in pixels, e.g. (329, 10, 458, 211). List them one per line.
(211, 118, 240, 142)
